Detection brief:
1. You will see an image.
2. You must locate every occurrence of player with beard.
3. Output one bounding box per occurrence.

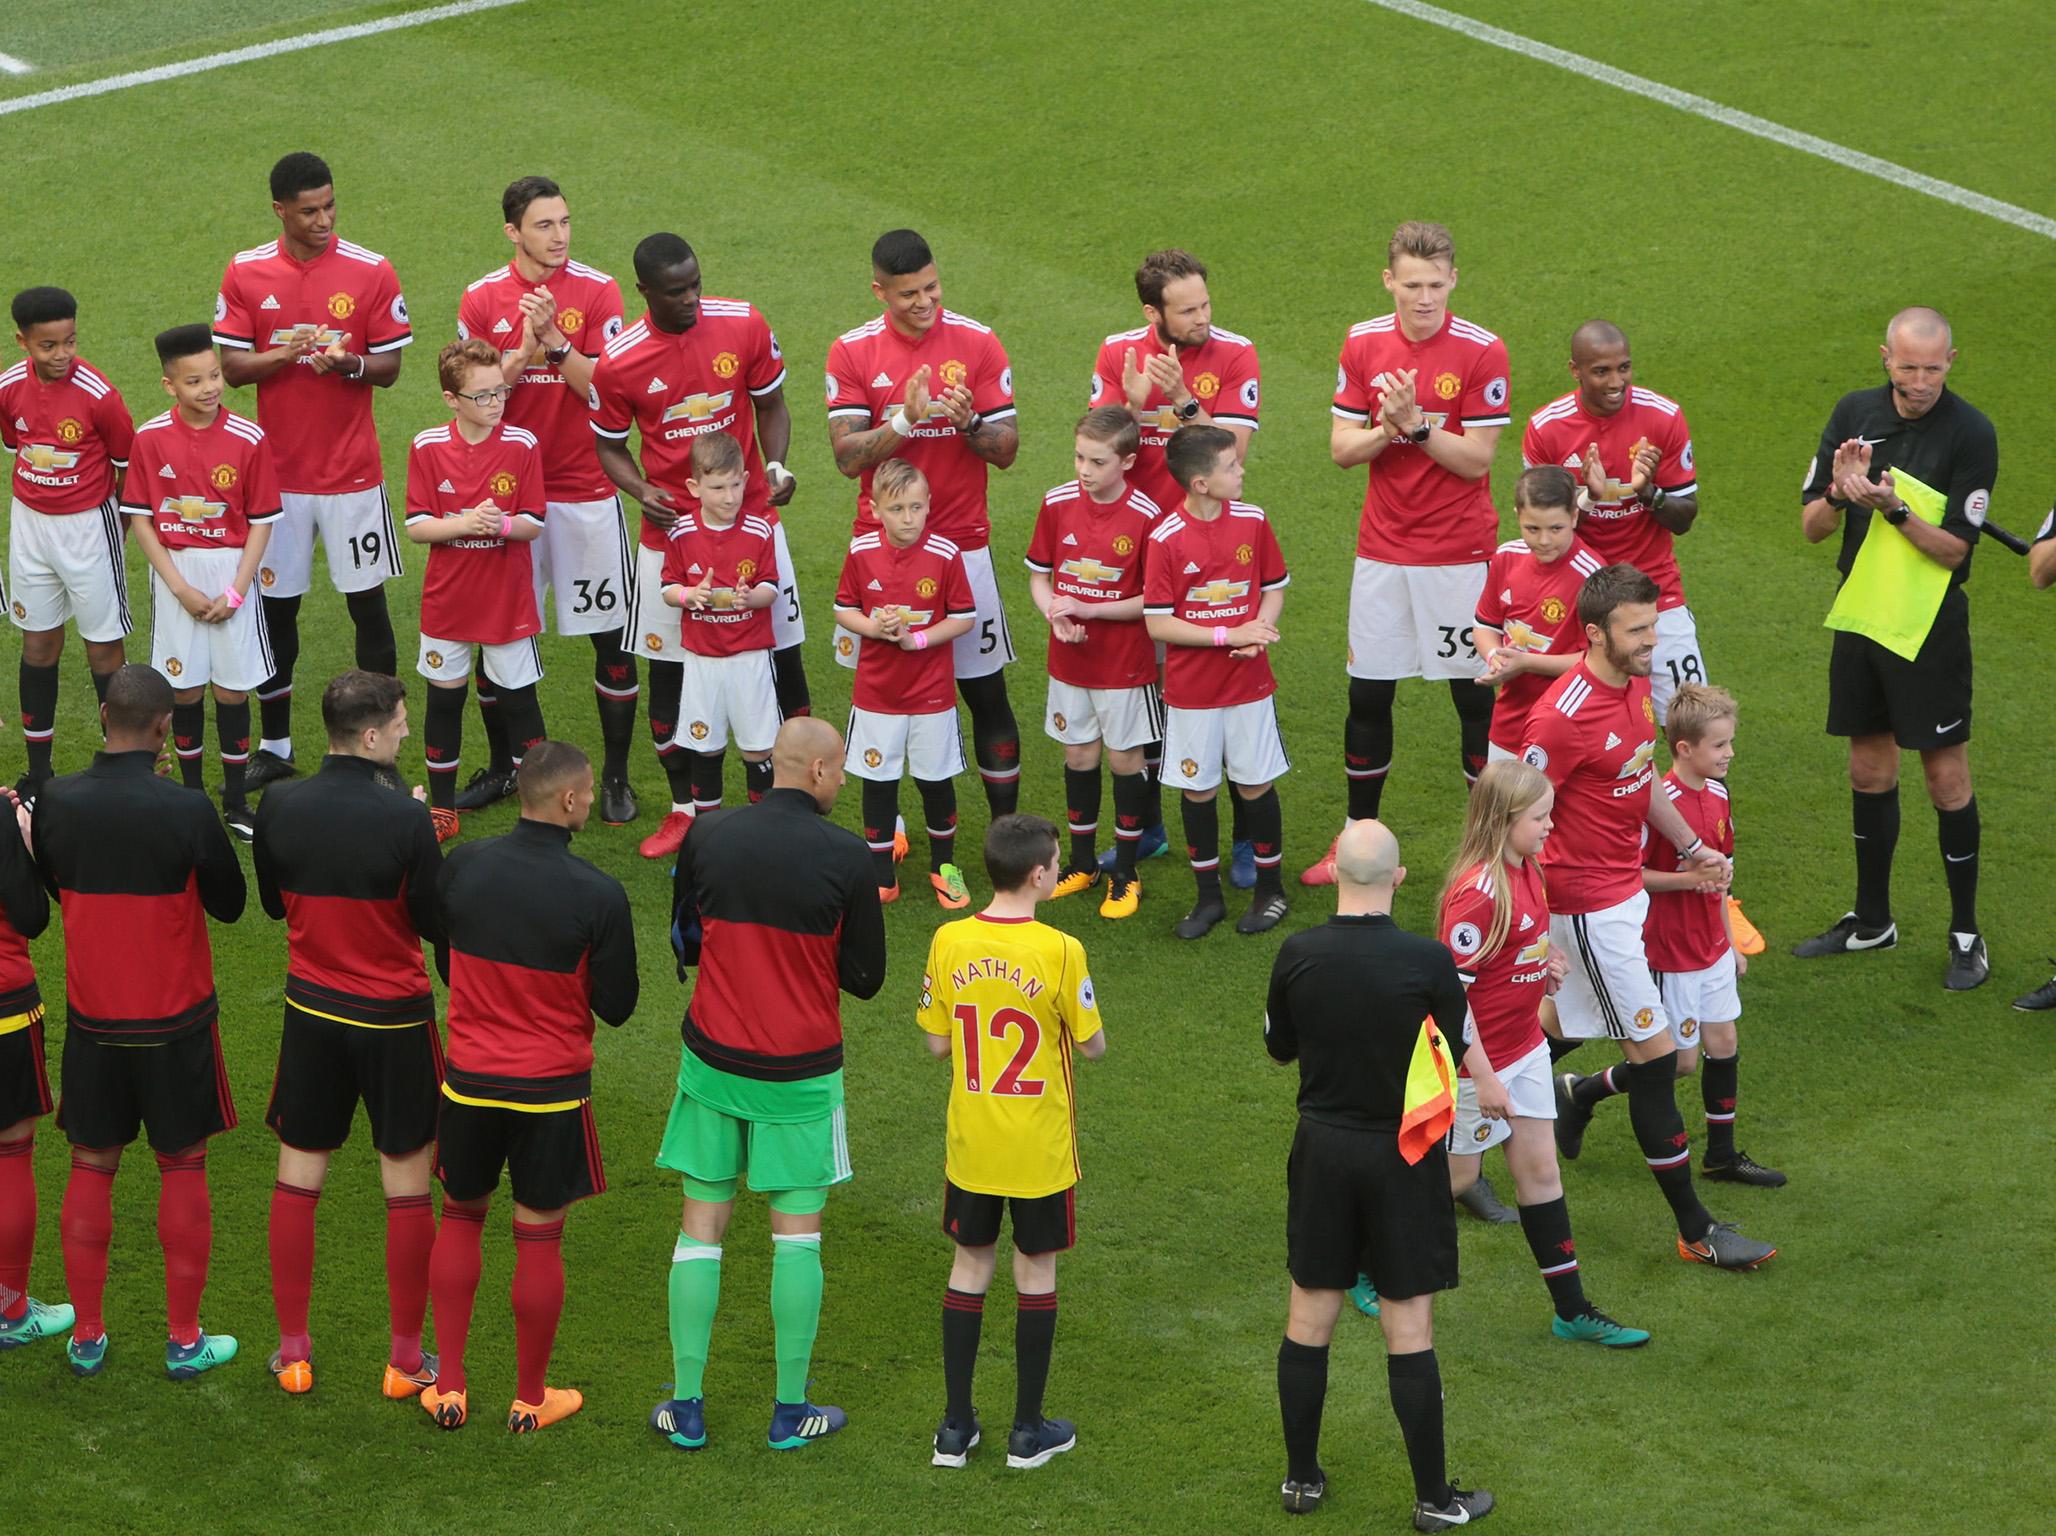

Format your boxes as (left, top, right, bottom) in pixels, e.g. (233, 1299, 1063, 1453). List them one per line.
(1519, 565, 1774, 1271)
(1090, 250, 1260, 884)
(454, 176, 638, 825)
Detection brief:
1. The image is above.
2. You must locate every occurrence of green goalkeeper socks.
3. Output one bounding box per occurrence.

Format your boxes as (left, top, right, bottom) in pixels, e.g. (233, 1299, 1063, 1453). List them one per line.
(668, 1235, 722, 1399)
(770, 1232, 823, 1402)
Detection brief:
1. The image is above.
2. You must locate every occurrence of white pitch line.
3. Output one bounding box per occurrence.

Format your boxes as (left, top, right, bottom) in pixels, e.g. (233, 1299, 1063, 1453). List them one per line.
(0, 0, 525, 117)
(1362, 0, 2056, 243)
(0, 51, 34, 76)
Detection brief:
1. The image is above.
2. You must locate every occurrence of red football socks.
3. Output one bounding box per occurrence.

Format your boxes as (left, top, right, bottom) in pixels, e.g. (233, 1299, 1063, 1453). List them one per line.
(385, 1193, 434, 1373)
(59, 1155, 115, 1341)
(511, 1218, 565, 1404)
(428, 1204, 486, 1394)
(268, 1180, 321, 1361)
(0, 1135, 36, 1321)
(156, 1151, 212, 1348)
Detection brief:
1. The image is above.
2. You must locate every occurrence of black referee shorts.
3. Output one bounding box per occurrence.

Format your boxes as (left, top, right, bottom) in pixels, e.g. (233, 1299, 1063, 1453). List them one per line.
(0, 1014, 53, 1127)
(1285, 1118, 1457, 1299)
(1826, 612, 1971, 749)
(434, 1095, 605, 1211)
(264, 1004, 442, 1156)
(943, 1179, 1077, 1255)
(56, 1022, 237, 1154)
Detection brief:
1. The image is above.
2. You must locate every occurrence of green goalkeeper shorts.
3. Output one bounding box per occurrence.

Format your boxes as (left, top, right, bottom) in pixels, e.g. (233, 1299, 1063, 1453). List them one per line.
(655, 1087, 853, 1195)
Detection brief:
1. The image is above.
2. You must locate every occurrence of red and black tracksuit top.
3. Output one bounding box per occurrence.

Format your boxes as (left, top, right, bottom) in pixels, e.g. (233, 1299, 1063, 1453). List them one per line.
(0, 812, 51, 1019)
(671, 787, 888, 1082)
(32, 751, 245, 1040)
(252, 754, 445, 1026)
(435, 818, 638, 1106)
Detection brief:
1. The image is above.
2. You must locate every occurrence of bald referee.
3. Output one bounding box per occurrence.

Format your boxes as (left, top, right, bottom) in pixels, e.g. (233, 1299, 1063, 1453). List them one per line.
(1265, 820, 1491, 1532)
(1795, 306, 1996, 989)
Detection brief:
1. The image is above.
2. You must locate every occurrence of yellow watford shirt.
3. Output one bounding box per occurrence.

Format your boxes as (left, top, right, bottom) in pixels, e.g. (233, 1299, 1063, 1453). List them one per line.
(918, 913, 1103, 1198)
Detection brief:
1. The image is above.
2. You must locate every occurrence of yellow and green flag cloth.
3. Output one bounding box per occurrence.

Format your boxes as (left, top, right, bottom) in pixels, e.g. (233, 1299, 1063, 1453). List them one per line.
(1397, 1016, 1458, 1165)
(1824, 468, 1951, 662)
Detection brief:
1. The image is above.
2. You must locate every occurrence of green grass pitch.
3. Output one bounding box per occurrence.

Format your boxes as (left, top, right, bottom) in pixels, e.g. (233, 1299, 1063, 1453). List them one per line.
(4, 2, 2055, 1530)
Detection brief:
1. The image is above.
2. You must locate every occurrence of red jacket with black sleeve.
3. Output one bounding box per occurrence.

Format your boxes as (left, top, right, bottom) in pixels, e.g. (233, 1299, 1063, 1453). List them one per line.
(671, 787, 887, 1082)
(435, 818, 637, 1106)
(252, 754, 443, 1026)
(32, 751, 245, 1041)
(0, 810, 51, 1018)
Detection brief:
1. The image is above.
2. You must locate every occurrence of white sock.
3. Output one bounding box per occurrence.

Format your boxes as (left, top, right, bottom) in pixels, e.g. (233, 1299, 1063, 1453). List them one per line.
(260, 738, 293, 759)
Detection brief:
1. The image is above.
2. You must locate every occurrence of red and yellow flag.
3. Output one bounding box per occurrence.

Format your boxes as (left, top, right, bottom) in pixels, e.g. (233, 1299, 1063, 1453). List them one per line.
(1397, 1017, 1458, 1165)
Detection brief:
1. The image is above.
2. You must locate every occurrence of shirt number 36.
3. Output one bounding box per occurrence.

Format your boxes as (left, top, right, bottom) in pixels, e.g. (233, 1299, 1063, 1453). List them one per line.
(954, 1003, 1046, 1097)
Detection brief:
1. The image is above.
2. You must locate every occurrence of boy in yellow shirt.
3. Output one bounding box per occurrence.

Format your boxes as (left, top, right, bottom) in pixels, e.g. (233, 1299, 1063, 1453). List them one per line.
(918, 814, 1107, 1471)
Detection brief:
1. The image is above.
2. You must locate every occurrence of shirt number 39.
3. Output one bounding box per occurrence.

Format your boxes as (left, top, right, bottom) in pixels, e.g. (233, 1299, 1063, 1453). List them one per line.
(954, 1003, 1046, 1096)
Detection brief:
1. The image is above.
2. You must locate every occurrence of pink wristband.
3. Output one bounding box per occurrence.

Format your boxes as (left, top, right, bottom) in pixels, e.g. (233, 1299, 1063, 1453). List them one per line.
(1213, 625, 1229, 647)
(223, 586, 245, 610)
(913, 630, 929, 650)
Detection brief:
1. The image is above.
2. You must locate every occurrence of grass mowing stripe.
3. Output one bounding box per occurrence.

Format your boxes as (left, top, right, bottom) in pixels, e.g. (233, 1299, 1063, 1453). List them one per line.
(0, 0, 525, 118)
(1361, 0, 2056, 242)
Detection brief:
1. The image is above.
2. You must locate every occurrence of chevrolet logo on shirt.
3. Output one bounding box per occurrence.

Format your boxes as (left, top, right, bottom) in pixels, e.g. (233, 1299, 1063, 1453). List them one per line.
(1138, 405, 1181, 432)
(1058, 557, 1122, 584)
(1514, 937, 1551, 965)
(162, 495, 228, 522)
(18, 444, 81, 472)
(661, 391, 735, 424)
(871, 604, 934, 627)
(267, 326, 346, 347)
(1502, 618, 1545, 651)
(1617, 741, 1655, 779)
(1185, 579, 1249, 606)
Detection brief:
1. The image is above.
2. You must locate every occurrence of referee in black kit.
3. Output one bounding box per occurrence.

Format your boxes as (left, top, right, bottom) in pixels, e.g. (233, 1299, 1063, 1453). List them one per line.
(1794, 306, 1998, 990)
(1265, 819, 1491, 1533)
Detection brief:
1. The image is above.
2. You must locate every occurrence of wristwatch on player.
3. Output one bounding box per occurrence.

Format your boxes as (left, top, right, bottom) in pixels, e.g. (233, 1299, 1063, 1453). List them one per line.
(1882, 502, 1912, 526)
(1405, 420, 1432, 445)
(544, 342, 573, 365)
(1174, 397, 1202, 422)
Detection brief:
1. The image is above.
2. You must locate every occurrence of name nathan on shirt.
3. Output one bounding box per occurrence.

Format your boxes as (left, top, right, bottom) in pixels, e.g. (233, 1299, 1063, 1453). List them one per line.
(949, 958, 1045, 998)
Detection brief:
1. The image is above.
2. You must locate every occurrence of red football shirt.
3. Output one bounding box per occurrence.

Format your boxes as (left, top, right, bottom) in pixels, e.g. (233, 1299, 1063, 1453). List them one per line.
(459, 259, 625, 502)
(825, 310, 1016, 551)
(214, 236, 412, 495)
(1523, 387, 1698, 608)
(660, 511, 779, 658)
(1142, 502, 1289, 709)
(589, 299, 786, 551)
(119, 409, 282, 551)
(1023, 479, 1162, 689)
(1332, 312, 1510, 565)
(405, 422, 546, 644)
(1, 357, 133, 515)
(1440, 857, 1551, 1073)
(1519, 661, 1659, 915)
(1089, 325, 1259, 511)
(1474, 536, 1603, 749)
(1643, 774, 1735, 972)
(834, 531, 975, 714)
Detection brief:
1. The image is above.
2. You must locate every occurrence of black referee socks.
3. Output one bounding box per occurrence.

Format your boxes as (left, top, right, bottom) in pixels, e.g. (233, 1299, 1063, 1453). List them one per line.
(1277, 1336, 1328, 1485)
(1626, 1051, 1713, 1241)
(1385, 1348, 1452, 1506)
(1345, 678, 1396, 822)
(1936, 796, 1980, 935)
(1852, 786, 1899, 928)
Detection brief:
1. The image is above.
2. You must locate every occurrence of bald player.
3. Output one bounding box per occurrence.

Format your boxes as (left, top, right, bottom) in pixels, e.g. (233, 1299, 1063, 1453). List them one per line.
(1521, 320, 1703, 722)
(1793, 307, 1996, 991)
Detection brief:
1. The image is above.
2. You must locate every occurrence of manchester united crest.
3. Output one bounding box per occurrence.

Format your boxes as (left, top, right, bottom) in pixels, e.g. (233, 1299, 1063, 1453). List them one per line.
(712, 351, 739, 378)
(1052, 712, 1067, 732)
(1643, 696, 1656, 723)
(736, 558, 757, 586)
(1434, 370, 1462, 400)
(1539, 596, 1566, 625)
(327, 292, 357, 320)
(646, 633, 664, 653)
(211, 463, 238, 490)
(490, 471, 517, 499)
(1234, 543, 1254, 566)
(55, 417, 84, 445)
(915, 576, 939, 599)
(557, 307, 585, 335)
(164, 658, 183, 678)
(689, 721, 709, 741)
(424, 651, 444, 669)
(1193, 371, 1220, 400)
(864, 747, 883, 769)
(1180, 758, 1199, 779)
(1112, 534, 1135, 557)
(938, 358, 968, 389)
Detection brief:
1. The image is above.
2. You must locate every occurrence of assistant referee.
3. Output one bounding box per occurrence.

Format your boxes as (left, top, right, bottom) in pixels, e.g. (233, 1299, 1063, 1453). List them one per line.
(1795, 306, 1997, 990)
(1264, 819, 1491, 1533)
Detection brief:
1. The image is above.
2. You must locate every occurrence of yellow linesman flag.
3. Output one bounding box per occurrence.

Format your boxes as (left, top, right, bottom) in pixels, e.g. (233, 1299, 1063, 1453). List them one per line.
(1823, 468, 1951, 662)
(1397, 1016, 1458, 1165)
